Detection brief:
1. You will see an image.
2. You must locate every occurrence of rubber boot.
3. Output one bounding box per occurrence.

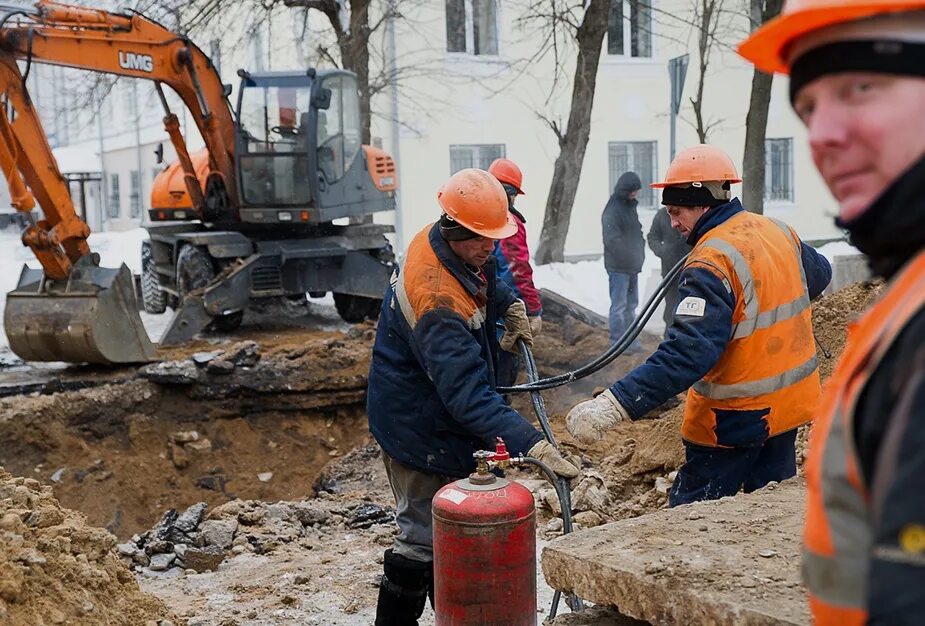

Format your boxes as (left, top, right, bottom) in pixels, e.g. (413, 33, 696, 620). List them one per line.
(375, 549, 432, 626)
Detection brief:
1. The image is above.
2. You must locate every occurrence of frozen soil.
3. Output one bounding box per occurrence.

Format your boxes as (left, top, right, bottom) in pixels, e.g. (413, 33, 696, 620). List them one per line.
(0, 468, 177, 625)
(0, 283, 879, 624)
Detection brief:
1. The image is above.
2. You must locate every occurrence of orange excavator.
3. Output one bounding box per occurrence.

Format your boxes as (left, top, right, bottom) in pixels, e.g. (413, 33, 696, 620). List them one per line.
(0, 1, 397, 363)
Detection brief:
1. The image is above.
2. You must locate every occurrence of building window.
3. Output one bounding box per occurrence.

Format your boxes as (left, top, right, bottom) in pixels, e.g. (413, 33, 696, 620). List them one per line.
(608, 141, 658, 208)
(108, 173, 121, 219)
(210, 39, 222, 75)
(130, 170, 141, 218)
(608, 0, 652, 58)
(449, 144, 505, 174)
(123, 82, 137, 118)
(445, 0, 499, 56)
(249, 29, 265, 71)
(765, 138, 794, 203)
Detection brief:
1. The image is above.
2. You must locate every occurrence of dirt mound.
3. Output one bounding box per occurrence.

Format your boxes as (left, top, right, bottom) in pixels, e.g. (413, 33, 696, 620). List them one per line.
(811, 281, 883, 379)
(531, 281, 885, 529)
(0, 467, 177, 625)
(0, 331, 376, 538)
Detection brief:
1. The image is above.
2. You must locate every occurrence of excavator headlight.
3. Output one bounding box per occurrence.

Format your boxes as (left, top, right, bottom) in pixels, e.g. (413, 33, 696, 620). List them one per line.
(277, 211, 293, 222)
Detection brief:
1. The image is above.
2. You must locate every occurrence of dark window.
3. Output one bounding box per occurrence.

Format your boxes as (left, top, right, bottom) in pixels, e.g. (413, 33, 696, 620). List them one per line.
(108, 173, 120, 219)
(130, 170, 141, 218)
(449, 144, 506, 174)
(608, 141, 658, 209)
(765, 138, 794, 202)
(609, 0, 652, 58)
(446, 0, 467, 53)
(608, 0, 624, 56)
(473, 0, 498, 55)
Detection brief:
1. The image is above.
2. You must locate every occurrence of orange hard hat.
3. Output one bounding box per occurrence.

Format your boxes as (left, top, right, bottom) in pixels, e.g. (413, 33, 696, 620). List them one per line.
(437, 168, 517, 239)
(488, 158, 525, 195)
(739, 0, 925, 74)
(650, 144, 742, 189)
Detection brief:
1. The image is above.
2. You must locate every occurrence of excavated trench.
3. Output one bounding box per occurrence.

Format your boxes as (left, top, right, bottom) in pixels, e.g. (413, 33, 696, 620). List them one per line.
(0, 327, 376, 539)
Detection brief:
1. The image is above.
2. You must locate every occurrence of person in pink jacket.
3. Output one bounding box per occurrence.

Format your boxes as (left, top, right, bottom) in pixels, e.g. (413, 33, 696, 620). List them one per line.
(489, 158, 542, 388)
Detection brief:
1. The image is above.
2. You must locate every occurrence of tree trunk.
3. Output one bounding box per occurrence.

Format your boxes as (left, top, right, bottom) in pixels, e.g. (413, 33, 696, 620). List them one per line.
(690, 0, 714, 144)
(338, 0, 373, 145)
(741, 0, 783, 215)
(534, 0, 609, 265)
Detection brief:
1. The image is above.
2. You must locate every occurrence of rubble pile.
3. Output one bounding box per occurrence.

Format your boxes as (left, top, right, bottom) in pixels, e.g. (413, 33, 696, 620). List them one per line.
(121, 496, 396, 580)
(0, 468, 176, 625)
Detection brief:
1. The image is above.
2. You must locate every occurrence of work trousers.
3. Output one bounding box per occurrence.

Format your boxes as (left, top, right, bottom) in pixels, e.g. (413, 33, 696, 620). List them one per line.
(608, 270, 641, 350)
(382, 452, 453, 563)
(668, 429, 798, 507)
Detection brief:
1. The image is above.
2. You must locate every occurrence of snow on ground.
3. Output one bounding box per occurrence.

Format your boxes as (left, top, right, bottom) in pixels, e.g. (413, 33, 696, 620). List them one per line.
(0, 224, 861, 353)
(817, 239, 859, 261)
(533, 252, 670, 336)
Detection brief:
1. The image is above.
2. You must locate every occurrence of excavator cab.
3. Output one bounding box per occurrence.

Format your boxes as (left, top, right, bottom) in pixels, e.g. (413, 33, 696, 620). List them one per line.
(234, 70, 382, 223)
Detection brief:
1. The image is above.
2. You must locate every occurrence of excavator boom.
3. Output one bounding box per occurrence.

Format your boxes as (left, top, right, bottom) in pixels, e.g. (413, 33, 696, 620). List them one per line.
(0, 0, 238, 363)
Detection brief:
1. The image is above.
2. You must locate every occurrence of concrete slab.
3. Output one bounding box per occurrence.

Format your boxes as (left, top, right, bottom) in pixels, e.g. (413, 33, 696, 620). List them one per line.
(542, 479, 809, 626)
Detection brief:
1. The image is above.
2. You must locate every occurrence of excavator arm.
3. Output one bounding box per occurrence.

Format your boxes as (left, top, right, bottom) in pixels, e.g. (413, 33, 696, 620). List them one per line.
(0, 1, 238, 363)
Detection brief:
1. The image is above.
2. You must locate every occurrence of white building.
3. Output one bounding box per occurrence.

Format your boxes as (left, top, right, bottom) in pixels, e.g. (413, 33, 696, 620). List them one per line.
(30, 1, 843, 253)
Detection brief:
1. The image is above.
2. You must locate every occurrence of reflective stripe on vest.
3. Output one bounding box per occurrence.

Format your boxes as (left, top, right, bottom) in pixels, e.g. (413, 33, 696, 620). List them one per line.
(680, 211, 821, 446)
(693, 353, 818, 400)
(803, 249, 925, 624)
(700, 219, 812, 342)
(691, 217, 813, 403)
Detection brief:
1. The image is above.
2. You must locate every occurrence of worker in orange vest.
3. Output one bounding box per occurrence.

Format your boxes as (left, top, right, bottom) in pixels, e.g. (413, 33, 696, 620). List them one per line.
(739, 1, 925, 623)
(566, 145, 832, 506)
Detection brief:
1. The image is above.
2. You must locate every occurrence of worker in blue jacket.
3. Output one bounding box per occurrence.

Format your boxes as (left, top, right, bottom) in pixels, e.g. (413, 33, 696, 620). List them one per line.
(567, 145, 832, 507)
(367, 168, 578, 626)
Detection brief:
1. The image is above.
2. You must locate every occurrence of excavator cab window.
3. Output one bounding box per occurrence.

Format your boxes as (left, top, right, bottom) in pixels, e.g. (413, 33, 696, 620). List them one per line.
(237, 82, 312, 206)
(315, 74, 361, 185)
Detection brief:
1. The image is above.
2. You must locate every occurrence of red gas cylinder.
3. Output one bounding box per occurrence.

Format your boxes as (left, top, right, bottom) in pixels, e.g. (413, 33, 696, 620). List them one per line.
(432, 452, 537, 625)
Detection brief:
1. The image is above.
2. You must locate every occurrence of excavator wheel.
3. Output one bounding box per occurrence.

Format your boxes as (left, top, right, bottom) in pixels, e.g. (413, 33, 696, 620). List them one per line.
(176, 244, 244, 333)
(333, 293, 382, 324)
(141, 241, 167, 314)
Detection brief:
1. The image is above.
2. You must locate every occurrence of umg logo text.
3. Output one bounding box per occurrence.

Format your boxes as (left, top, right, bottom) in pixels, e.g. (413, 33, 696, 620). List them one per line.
(118, 51, 154, 73)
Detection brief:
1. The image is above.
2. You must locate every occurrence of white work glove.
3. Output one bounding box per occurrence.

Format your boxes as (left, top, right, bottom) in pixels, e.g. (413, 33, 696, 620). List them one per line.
(528, 315, 542, 337)
(566, 389, 630, 445)
(500, 300, 533, 352)
(526, 440, 580, 479)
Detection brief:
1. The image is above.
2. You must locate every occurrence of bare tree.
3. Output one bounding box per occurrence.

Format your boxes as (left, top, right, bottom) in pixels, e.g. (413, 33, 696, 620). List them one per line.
(520, 0, 610, 265)
(688, 0, 726, 143)
(741, 0, 783, 214)
(279, 0, 405, 145)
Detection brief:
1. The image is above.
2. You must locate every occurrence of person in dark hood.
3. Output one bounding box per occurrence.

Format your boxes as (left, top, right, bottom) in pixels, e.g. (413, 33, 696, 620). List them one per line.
(739, 3, 925, 623)
(647, 206, 692, 335)
(602, 171, 646, 351)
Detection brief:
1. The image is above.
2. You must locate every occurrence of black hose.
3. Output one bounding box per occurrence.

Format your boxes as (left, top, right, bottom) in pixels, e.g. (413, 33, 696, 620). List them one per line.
(519, 339, 584, 617)
(499, 254, 688, 394)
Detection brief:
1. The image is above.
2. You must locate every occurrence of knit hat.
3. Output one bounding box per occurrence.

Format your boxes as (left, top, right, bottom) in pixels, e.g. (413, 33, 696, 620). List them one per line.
(438, 213, 480, 241)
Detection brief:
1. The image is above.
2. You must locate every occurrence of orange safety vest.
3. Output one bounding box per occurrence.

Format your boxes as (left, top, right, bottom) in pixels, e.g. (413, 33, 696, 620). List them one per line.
(681, 211, 821, 447)
(803, 249, 925, 625)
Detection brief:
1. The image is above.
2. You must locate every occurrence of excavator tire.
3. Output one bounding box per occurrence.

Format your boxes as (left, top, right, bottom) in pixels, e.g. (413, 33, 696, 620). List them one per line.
(333, 293, 382, 324)
(176, 244, 244, 333)
(141, 241, 167, 314)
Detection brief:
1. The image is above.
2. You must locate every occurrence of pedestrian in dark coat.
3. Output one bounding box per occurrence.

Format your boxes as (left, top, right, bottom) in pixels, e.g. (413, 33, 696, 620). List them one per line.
(602, 171, 646, 349)
(647, 207, 692, 332)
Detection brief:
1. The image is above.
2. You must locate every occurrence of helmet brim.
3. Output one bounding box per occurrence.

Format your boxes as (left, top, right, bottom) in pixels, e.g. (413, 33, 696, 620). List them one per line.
(651, 177, 742, 189)
(737, 4, 923, 74)
(469, 213, 518, 239)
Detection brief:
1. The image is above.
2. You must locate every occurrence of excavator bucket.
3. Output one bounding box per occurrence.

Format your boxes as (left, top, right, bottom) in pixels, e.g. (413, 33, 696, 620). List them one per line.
(4, 258, 157, 364)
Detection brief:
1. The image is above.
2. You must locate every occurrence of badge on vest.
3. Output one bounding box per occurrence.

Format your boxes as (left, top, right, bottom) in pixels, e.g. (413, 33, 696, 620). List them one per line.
(676, 296, 706, 317)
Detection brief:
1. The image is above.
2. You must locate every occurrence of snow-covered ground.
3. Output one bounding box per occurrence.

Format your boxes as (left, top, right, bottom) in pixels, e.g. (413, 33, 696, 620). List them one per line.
(0, 225, 860, 353)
